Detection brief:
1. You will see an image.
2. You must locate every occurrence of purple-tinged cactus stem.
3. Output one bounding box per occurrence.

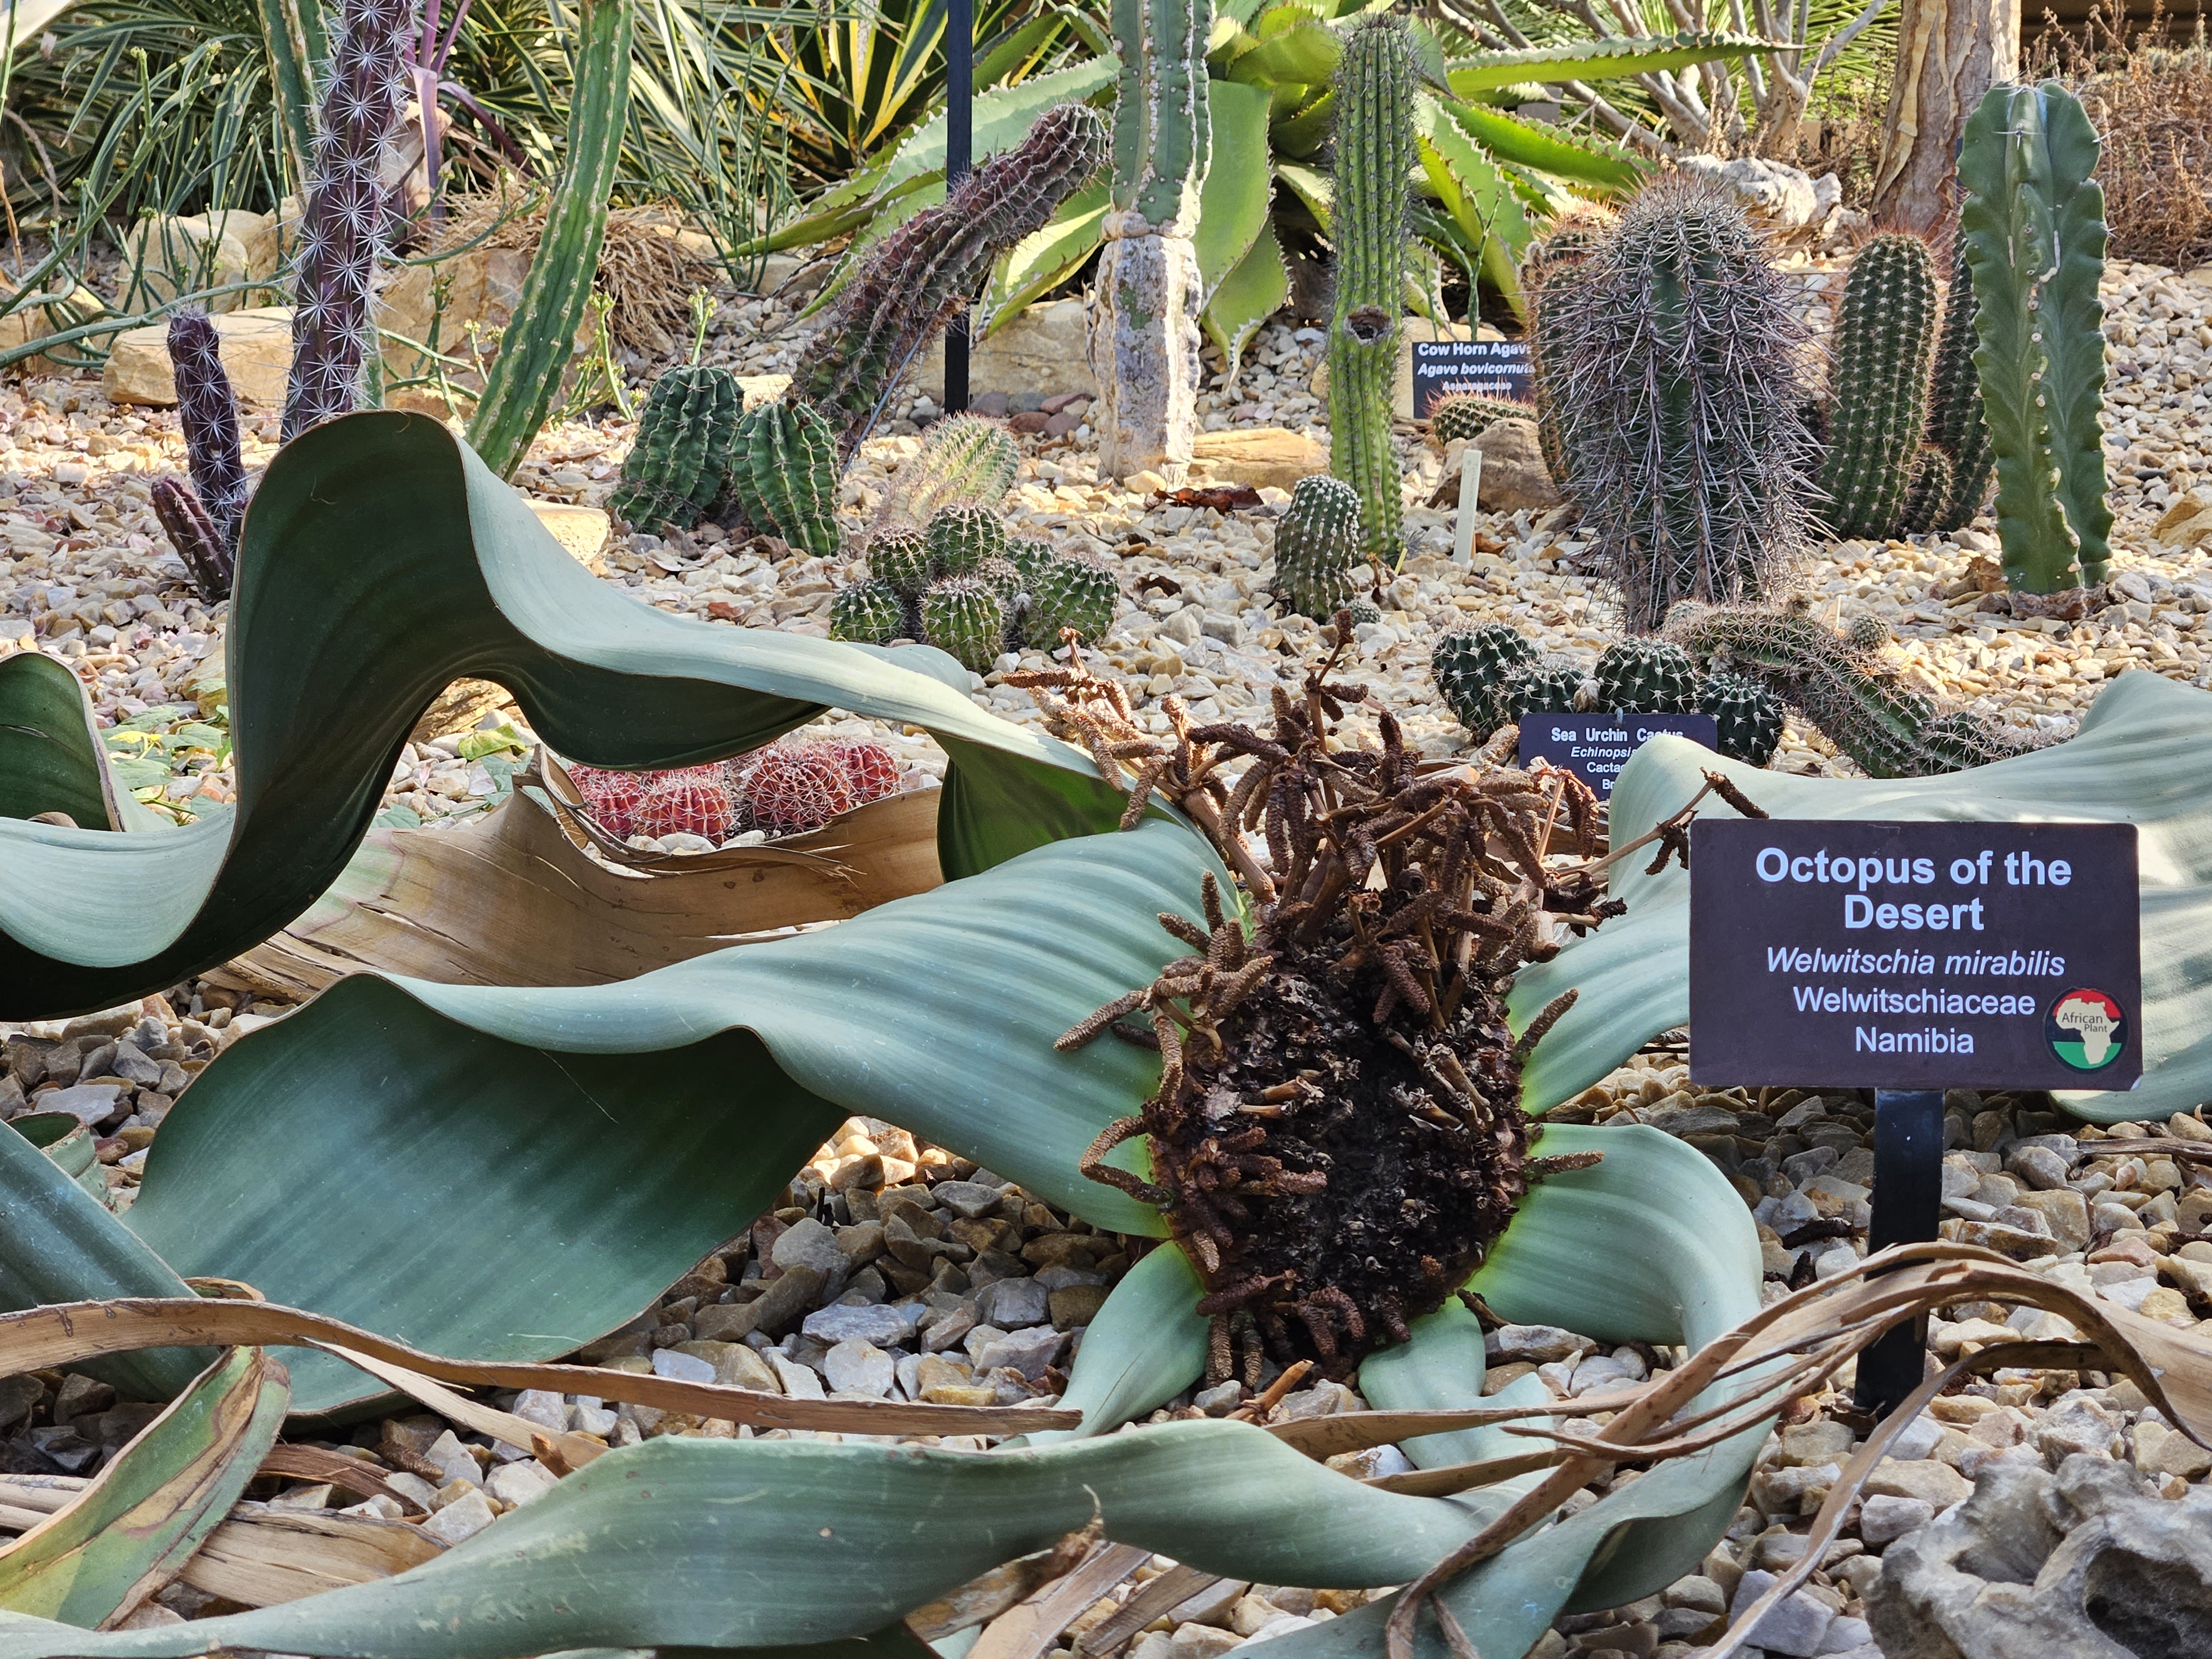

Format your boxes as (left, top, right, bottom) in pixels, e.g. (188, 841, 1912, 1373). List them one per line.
(168, 312, 247, 552)
(281, 0, 410, 442)
(152, 477, 234, 601)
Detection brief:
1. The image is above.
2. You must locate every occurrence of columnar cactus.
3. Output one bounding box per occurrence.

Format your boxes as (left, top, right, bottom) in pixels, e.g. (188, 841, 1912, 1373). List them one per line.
(1816, 234, 1939, 540)
(1955, 81, 2112, 594)
(1898, 446, 1955, 535)
(920, 578, 1008, 673)
(792, 103, 1108, 461)
(1549, 178, 1818, 632)
(1524, 212, 1609, 493)
(1325, 15, 1416, 564)
(1431, 623, 1538, 736)
(609, 367, 744, 533)
(880, 414, 1020, 529)
(729, 400, 843, 557)
(151, 312, 248, 599)
(1925, 233, 1995, 531)
(1271, 474, 1366, 619)
(1593, 639, 1699, 713)
(1087, 0, 1211, 482)
(281, 0, 410, 442)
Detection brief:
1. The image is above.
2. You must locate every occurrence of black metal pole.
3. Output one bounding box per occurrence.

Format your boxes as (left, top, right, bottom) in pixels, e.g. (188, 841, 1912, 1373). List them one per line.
(1854, 1088, 1946, 1414)
(943, 0, 973, 414)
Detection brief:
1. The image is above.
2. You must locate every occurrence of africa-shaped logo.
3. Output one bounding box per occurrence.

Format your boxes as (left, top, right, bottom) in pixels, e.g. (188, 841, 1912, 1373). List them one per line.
(2045, 988, 2128, 1072)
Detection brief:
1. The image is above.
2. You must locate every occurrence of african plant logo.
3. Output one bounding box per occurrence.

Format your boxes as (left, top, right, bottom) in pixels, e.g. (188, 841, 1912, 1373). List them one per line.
(2045, 988, 2128, 1072)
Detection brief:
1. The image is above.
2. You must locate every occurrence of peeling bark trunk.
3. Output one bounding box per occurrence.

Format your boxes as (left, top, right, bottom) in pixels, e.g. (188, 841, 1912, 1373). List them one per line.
(1088, 210, 1204, 481)
(1871, 0, 2020, 234)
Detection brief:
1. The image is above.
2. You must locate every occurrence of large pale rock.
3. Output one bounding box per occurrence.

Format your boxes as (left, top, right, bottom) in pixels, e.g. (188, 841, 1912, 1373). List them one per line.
(379, 244, 589, 389)
(103, 306, 294, 408)
(2154, 492, 2212, 547)
(1470, 418, 1558, 512)
(0, 284, 109, 368)
(1676, 155, 1841, 231)
(1869, 1453, 2212, 1658)
(123, 211, 283, 313)
(1188, 427, 1327, 489)
(1307, 319, 1505, 420)
(917, 298, 1094, 402)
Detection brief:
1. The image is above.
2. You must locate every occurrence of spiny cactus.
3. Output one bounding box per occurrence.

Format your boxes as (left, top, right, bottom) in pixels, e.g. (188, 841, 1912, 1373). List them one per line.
(1549, 178, 1817, 632)
(281, 0, 409, 441)
(1325, 16, 1416, 565)
(1956, 81, 2112, 594)
(1272, 474, 1366, 620)
(1698, 671, 1784, 766)
(1025, 554, 1120, 649)
(609, 367, 744, 533)
(1817, 233, 1939, 540)
(920, 577, 1008, 674)
(866, 528, 932, 598)
(1593, 639, 1699, 714)
(1426, 392, 1530, 450)
(1667, 597, 2033, 778)
(1505, 656, 1588, 721)
(1898, 446, 1955, 535)
(830, 579, 906, 646)
(150, 480, 232, 603)
(729, 399, 843, 557)
(152, 312, 247, 600)
(1923, 233, 1993, 533)
(1523, 211, 1609, 492)
(1431, 624, 1538, 736)
(791, 103, 1108, 461)
(879, 415, 1020, 530)
(1007, 536, 1057, 587)
(925, 504, 1008, 580)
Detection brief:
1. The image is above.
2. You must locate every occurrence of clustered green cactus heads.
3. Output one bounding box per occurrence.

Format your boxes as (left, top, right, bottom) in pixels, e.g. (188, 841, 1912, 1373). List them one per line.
(919, 577, 1008, 674)
(1924, 233, 1996, 533)
(1426, 392, 1527, 450)
(925, 504, 1008, 579)
(790, 102, 1109, 460)
(878, 414, 1020, 531)
(1430, 623, 1538, 736)
(1271, 474, 1367, 620)
(1698, 671, 1785, 766)
(609, 367, 744, 533)
(1025, 554, 1120, 649)
(727, 400, 843, 559)
(1594, 639, 1699, 715)
(828, 579, 906, 646)
(1542, 177, 1817, 632)
(1667, 597, 2033, 777)
(865, 528, 932, 598)
(1324, 15, 1416, 565)
(1817, 233, 1940, 540)
(1506, 656, 1589, 720)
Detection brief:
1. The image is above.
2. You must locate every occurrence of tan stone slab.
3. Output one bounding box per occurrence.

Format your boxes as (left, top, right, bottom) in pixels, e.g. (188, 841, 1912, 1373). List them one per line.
(526, 502, 610, 573)
(916, 298, 1095, 400)
(1188, 427, 1326, 489)
(103, 306, 294, 408)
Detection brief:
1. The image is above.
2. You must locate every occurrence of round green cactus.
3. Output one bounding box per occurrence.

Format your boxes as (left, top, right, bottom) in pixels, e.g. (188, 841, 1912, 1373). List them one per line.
(1594, 639, 1699, 714)
(1431, 623, 1538, 735)
(925, 505, 1009, 581)
(1698, 671, 1784, 766)
(609, 366, 742, 532)
(1273, 474, 1365, 620)
(1024, 555, 1120, 650)
(920, 577, 1008, 674)
(829, 579, 907, 646)
(866, 528, 932, 599)
(1427, 392, 1527, 449)
(1505, 656, 1587, 721)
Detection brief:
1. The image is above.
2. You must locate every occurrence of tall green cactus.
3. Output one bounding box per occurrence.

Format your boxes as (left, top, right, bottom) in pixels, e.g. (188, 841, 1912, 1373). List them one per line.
(1816, 234, 1938, 540)
(729, 400, 843, 558)
(1925, 233, 1995, 531)
(1326, 15, 1416, 566)
(1955, 80, 2112, 595)
(465, 0, 630, 479)
(1272, 474, 1366, 619)
(1091, 0, 1211, 481)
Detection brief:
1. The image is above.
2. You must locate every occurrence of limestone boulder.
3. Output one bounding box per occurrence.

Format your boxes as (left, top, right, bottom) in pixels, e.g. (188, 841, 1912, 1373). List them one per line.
(103, 306, 294, 408)
(1470, 419, 1558, 513)
(1675, 155, 1841, 232)
(916, 298, 1094, 402)
(123, 212, 283, 312)
(1189, 427, 1327, 490)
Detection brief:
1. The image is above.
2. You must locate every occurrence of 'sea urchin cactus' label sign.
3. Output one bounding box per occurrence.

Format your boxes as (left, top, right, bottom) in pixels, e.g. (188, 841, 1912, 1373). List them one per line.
(1689, 820, 2141, 1089)
(1518, 713, 1716, 800)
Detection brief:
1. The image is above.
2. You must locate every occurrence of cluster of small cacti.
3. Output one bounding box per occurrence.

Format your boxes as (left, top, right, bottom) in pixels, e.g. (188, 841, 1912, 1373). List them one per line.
(1812, 231, 1995, 541)
(1666, 597, 2035, 777)
(828, 509, 1120, 671)
(567, 737, 902, 845)
(1429, 624, 1787, 766)
(875, 414, 1020, 531)
(791, 102, 1109, 461)
(1271, 474, 1370, 619)
(1536, 176, 1818, 633)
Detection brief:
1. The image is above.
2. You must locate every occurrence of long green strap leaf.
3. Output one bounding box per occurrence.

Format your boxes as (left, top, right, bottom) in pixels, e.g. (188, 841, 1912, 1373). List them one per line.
(1511, 671, 2212, 1121)
(0, 653, 119, 830)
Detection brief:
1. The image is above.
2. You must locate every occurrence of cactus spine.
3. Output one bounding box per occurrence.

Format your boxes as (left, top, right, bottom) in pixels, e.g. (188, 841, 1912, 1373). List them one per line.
(1816, 234, 1939, 540)
(730, 400, 843, 557)
(464, 0, 631, 479)
(609, 367, 743, 532)
(793, 103, 1108, 461)
(1698, 672, 1784, 766)
(1524, 215, 1608, 493)
(867, 528, 932, 599)
(925, 505, 1008, 579)
(880, 415, 1019, 530)
(282, 0, 409, 441)
(1550, 178, 1817, 632)
(1926, 233, 1995, 531)
(1326, 15, 1415, 565)
(1271, 474, 1366, 619)
(1089, 0, 1211, 482)
(1956, 81, 2113, 595)
(1505, 656, 1587, 720)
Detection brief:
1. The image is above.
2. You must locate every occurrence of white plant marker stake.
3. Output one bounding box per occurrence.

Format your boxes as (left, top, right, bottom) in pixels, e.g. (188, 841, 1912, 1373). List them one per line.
(1452, 445, 1484, 564)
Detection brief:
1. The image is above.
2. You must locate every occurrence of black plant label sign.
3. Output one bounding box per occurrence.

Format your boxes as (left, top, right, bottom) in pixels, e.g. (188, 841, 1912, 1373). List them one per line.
(1518, 713, 1716, 800)
(1411, 339, 1532, 418)
(1690, 820, 2142, 1090)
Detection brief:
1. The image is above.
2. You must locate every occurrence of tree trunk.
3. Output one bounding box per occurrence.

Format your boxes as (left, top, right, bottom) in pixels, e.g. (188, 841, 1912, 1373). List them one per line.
(1871, 0, 2020, 234)
(1089, 212, 1204, 481)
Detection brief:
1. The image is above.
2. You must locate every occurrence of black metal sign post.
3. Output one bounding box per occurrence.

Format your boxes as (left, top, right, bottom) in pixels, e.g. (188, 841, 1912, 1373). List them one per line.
(1688, 820, 2142, 1413)
(943, 0, 973, 414)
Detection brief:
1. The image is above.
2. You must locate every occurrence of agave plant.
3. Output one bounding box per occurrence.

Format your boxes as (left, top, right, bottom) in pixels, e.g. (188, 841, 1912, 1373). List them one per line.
(0, 411, 1783, 1656)
(758, 2, 1777, 363)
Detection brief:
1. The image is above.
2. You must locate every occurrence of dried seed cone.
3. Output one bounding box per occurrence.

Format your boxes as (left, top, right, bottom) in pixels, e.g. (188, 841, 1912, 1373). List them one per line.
(921, 577, 1008, 672)
(1817, 233, 1940, 540)
(610, 366, 743, 531)
(1594, 639, 1699, 714)
(1431, 623, 1538, 735)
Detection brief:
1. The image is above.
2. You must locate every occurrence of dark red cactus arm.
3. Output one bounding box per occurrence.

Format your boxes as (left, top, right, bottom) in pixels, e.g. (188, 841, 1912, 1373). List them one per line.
(152, 477, 234, 602)
(166, 312, 247, 553)
(281, 0, 410, 441)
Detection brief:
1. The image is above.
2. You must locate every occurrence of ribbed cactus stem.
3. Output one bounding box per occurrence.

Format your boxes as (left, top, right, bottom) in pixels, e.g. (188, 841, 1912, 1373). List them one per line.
(281, 0, 409, 442)
(792, 103, 1108, 461)
(151, 477, 233, 602)
(1272, 474, 1365, 619)
(1551, 178, 1817, 633)
(1817, 233, 1938, 540)
(1899, 446, 1955, 535)
(609, 367, 743, 533)
(168, 311, 247, 553)
(1326, 15, 1415, 565)
(880, 414, 1019, 530)
(1090, 0, 1211, 481)
(731, 400, 843, 558)
(1926, 233, 1995, 531)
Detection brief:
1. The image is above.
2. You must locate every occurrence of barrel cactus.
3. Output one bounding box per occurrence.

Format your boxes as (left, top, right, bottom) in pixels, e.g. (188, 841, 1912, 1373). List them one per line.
(728, 399, 843, 558)
(921, 577, 1008, 673)
(1593, 639, 1699, 714)
(1272, 474, 1366, 620)
(1698, 671, 1785, 766)
(829, 579, 907, 646)
(1024, 554, 1121, 649)
(925, 505, 1008, 581)
(1431, 623, 1538, 735)
(1505, 656, 1588, 720)
(609, 367, 744, 533)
